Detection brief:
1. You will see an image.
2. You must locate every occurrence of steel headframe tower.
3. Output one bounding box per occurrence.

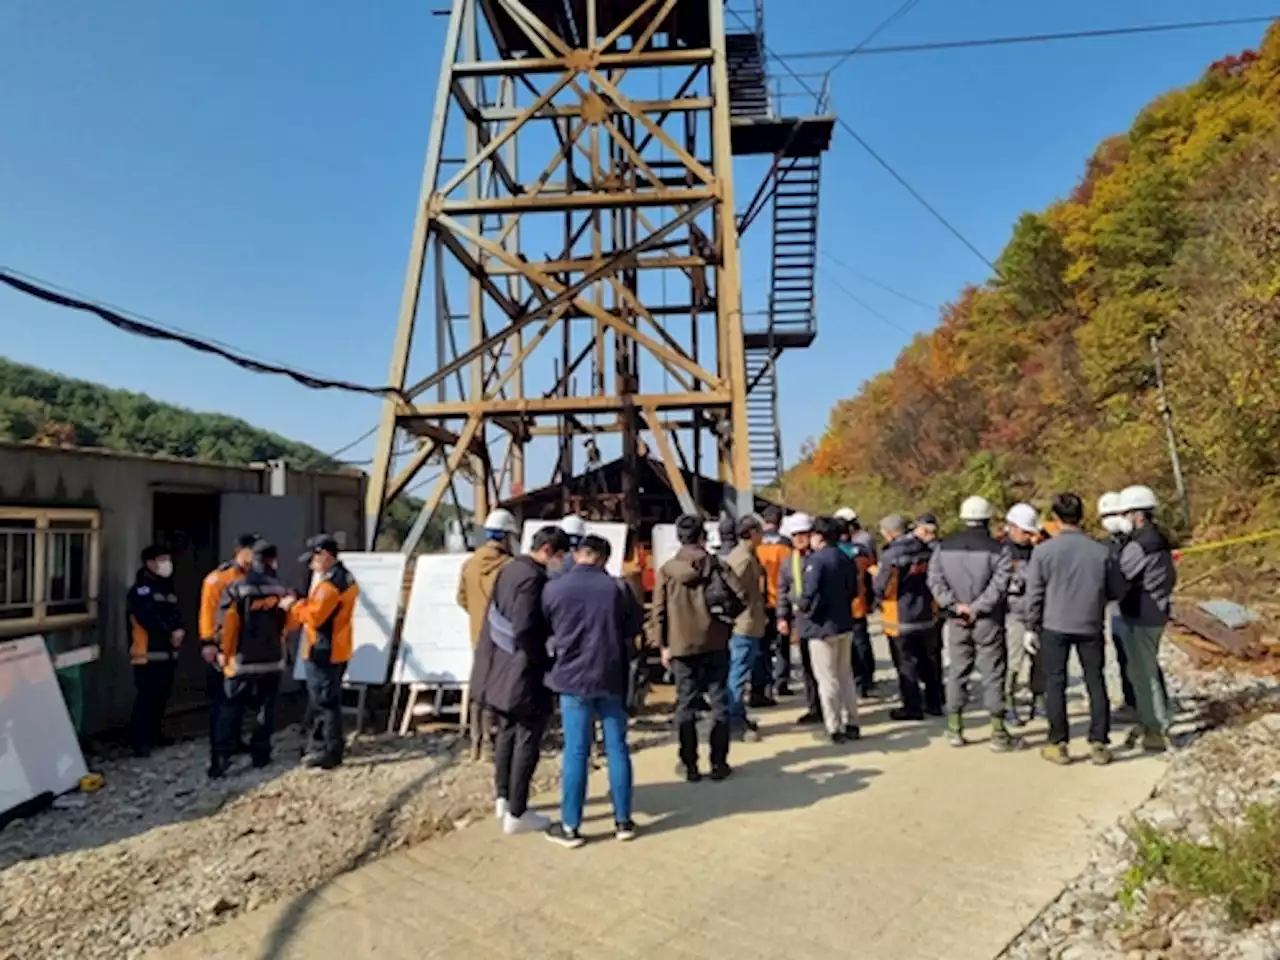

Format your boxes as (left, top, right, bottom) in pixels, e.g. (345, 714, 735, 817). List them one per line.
(365, 0, 761, 547)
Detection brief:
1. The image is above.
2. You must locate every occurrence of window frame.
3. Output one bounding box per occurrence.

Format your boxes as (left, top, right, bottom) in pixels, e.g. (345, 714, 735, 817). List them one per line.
(0, 507, 101, 637)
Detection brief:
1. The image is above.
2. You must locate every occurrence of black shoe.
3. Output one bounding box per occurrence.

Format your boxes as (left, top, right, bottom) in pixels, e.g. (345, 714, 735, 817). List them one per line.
(796, 711, 823, 726)
(845, 725, 861, 741)
(152, 734, 176, 748)
(207, 760, 229, 780)
(545, 824, 586, 849)
(775, 684, 793, 697)
(233, 741, 251, 756)
(830, 731, 848, 744)
(251, 755, 273, 769)
(615, 821, 638, 842)
(748, 693, 777, 709)
(677, 762, 701, 783)
(132, 745, 152, 759)
(709, 764, 732, 781)
(889, 708, 925, 722)
(924, 706, 944, 718)
(303, 753, 342, 770)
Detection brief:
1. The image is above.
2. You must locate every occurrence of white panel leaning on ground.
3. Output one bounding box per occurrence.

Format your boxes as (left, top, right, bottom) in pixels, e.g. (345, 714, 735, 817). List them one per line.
(0, 635, 89, 817)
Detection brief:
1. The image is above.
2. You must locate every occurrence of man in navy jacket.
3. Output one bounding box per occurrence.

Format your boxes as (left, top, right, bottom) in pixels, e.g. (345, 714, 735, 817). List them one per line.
(543, 535, 644, 848)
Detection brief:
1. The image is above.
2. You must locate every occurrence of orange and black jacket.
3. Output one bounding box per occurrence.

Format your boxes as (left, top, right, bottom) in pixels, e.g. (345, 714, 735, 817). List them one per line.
(872, 534, 937, 637)
(293, 561, 359, 665)
(199, 560, 247, 656)
(216, 565, 291, 677)
(839, 541, 876, 620)
(127, 569, 184, 666)
(756, 531, 793, 610)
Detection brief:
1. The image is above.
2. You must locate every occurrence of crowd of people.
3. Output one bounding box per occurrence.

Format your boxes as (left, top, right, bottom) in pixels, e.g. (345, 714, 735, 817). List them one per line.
(126, 533, 360, 778)
(458, 482, 1177, 849)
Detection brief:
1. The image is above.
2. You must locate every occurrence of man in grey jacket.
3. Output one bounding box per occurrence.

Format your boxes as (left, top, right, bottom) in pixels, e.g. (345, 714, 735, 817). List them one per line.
(725, 515, 767, 742)
(927, 496, 1017, 751)
(1116, 484, 1178, 751)
(1024, 492, 1128, 766)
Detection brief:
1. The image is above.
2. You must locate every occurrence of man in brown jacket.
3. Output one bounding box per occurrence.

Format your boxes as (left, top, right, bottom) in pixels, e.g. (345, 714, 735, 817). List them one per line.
(648, 514, 738, 781)
(457, 508, 518, 760)
(725, 515, 768, 742)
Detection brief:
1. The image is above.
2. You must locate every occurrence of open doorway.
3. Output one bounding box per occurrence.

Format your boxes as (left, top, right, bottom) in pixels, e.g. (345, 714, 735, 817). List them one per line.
(152, 491, 220, 710)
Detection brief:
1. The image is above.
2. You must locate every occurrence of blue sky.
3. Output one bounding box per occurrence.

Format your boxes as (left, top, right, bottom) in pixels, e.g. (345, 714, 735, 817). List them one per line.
(1, 1, 1273, 490)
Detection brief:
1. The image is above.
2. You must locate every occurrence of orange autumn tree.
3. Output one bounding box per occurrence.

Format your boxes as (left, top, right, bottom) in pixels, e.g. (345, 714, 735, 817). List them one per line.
(787, 23, 1280, 534)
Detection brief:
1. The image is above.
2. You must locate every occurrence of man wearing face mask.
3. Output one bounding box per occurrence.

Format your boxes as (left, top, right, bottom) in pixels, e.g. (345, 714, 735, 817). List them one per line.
(458, 509, 519, 760)
(127, 545, 186, 757)
(210, 541, 296, 778)
(1097, 492, 1138, 720)
(293, 535, 360, 770)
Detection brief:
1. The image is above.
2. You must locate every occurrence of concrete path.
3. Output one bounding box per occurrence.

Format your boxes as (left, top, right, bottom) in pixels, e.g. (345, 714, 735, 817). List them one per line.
(153, 654, 1163, 960)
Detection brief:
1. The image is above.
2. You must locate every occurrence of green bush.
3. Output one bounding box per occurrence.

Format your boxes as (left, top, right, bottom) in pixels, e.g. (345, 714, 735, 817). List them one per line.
(1121, 802, 1280, 927)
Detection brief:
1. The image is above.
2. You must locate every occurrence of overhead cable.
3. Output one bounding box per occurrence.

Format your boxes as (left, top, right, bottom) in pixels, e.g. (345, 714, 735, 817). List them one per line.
(819, 266, 916, 338)
(820, 251, 937, 312)
(825, 0, 924, 73)
(0, 267, 409, 401)
(776, 14, 1280, 61)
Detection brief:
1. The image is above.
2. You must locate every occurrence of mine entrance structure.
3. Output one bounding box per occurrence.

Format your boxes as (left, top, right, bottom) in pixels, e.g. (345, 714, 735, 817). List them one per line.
(365, 0, 833, 547)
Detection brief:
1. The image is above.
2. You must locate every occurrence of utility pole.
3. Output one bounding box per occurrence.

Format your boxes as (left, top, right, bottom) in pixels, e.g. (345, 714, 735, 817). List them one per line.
(1149, 334, 1192, 530)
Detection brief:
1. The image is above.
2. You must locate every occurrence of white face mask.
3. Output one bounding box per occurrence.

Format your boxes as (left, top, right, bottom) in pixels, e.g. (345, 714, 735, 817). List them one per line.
(1114, 517, 1134, 535)
(155, 560, 174, 579)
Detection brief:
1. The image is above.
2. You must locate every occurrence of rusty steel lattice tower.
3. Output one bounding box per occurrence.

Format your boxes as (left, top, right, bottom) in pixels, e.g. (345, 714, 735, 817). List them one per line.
(365, 0, 832, 546)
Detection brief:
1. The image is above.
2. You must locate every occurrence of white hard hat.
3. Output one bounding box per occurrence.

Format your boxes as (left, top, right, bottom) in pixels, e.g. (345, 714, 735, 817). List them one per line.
(1119, 485, 1158, 512)
(834, 507, 857, 522)
(959, 495, 994, 522)
(1097, 492, 1122, 517)
(558, 514, 587, 538)
(787, 512, 814, 534)
(482, 508, 520, 535)
(1005, 503, 1040, 534)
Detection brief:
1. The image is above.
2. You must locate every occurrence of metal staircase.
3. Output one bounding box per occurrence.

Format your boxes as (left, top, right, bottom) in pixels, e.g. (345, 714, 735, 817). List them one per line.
(726, 2, 835, 491)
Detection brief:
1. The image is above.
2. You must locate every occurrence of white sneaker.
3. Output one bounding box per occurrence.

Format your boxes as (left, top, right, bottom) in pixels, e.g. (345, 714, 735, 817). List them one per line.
(495, 798, 509, 821)
(503, 810, 550, 835)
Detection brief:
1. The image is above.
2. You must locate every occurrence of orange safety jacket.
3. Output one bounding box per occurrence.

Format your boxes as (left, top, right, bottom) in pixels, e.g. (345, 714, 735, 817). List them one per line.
(293, 562, 359, 665)
(200, 561, 247, 643)
(756, 532, 793, 610)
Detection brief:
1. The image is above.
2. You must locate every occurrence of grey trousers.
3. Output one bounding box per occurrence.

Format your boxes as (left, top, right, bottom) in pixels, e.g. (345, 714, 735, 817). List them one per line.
(1004, 616, 1027, 703)
(808, 633, 859, 735)
(945, 618, 1007, 716)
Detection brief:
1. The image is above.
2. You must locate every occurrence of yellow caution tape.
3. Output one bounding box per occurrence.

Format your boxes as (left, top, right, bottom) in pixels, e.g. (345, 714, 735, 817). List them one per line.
(1178, 528, 1280, 557)
(79, 773, 104, 792)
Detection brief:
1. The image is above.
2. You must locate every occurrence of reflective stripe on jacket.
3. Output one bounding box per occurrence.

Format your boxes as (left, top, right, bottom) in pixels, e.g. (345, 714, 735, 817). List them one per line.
(200, 562, 245, 642)
(217, 566, 291, 677)
(294, 562, 359, 664)
(127, 570, 183, 665)
(873, 535, 936, 637)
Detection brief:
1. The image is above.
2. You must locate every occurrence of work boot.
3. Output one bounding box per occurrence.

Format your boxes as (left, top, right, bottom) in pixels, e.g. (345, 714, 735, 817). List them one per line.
(844, 724, 861, 741)
(889, 707, 924, 722)
(796, 711, 823, 726)
(988, 718, 1023, 752)
(1090, 742, 1113, 766)
(1124, 726, 1144, 749)
(676, 762, 701, 783)
(1040, 744, 1072, 766)
(1142, 730, 1171, 753)
(946, 730, 967, 748)
(709, 763, 733, 782)
(775, 683, 793, 697)
(1003, 704, 1024, 728)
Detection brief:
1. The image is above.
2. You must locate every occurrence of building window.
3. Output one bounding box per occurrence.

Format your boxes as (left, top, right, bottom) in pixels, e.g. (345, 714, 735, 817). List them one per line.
(0, 508, 100, 636)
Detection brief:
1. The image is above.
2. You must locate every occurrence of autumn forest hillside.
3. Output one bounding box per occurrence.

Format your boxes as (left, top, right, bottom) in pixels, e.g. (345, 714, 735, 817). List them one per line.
(787, 25, 1280, 539)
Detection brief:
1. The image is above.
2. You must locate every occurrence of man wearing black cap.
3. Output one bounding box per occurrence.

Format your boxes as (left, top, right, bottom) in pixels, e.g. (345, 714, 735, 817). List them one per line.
(291, 535, 360, 769)
(127, 544, 186, 757)
(210, 541, 296, 778)
(199, 534, 259, 758)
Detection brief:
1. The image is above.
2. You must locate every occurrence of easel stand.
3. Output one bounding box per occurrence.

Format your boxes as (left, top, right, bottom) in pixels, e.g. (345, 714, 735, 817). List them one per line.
(391, 682, 471, 736)
(340, 684, 369, 736)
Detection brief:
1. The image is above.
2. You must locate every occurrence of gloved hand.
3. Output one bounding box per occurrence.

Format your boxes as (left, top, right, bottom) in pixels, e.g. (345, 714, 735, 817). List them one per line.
(1023, 631, 1040, 656)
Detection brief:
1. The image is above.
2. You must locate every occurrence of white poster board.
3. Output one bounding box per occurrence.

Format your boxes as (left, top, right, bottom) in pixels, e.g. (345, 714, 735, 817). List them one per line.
(651, 521, 720, 570)
(394, 554, 473, 685)
(292, 553, 409, 685)
(519, 520, 628, 576)
(0, 636, 89, 817)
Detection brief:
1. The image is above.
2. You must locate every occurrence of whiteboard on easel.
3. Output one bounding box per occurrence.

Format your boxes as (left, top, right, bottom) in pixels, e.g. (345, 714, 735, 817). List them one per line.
(291, 552, 408, 685)
(519, 520, 628, 576)
(652, 521, 719, 571)
(394, 553, 473, 684)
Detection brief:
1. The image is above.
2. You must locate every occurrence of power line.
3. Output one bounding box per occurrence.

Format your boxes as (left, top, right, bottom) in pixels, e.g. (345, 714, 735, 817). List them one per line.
(826, 0, 924, 73)
(819, 265, 917, 337)
(728, 9, 1000, 274)
(0, 267, 408, 401)
(820, 250, 937, 313)
(776, 14, 1280, 61)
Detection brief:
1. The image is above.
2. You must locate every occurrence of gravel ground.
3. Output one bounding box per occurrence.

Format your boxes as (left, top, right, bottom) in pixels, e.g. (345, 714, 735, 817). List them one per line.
(0, 715, 673, 960)
(1000, 644, 1280, 960)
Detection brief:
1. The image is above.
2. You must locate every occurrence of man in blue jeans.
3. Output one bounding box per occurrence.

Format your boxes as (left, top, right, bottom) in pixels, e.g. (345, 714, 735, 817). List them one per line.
(725, 515, 768, 741)
(542, 534, 644, 848)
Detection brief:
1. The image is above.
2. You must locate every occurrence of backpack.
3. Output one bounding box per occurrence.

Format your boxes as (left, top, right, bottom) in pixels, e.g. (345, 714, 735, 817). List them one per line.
(703, 555, 746, 625)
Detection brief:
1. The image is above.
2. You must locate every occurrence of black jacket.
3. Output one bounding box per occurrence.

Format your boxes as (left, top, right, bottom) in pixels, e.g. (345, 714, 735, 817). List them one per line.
(127, 569, 184, 665)
(543, 564, 643, 700)
(873, 534, 937, 635)
(471, 555, 554, 718)
(217, 563, 292, 676)
(798, 545, 857, 640)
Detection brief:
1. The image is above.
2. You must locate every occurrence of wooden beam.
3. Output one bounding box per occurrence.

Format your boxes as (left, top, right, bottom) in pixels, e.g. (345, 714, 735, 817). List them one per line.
(644, 406, 697, 515)
(401, 390, 731, 418)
